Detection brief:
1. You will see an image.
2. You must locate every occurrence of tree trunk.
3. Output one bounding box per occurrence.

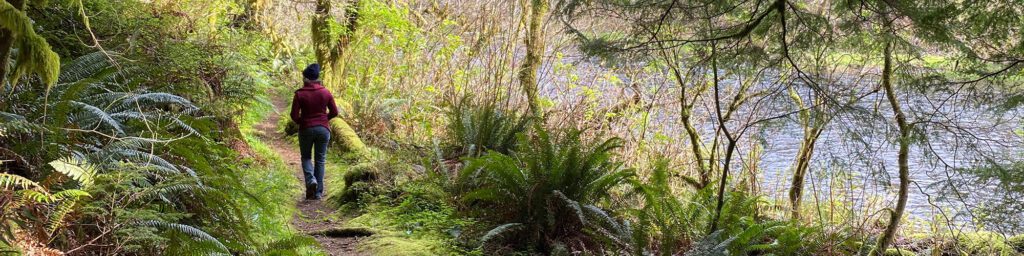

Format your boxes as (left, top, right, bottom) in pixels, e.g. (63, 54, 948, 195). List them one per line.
(312, 0, 360, 93)
(787, 89, 827, 221)
(310, 0, 366, 155)
(708, 50, 737, 233)
(681, 106, 710, 187)
(518, 0, 547, 121)
(872, 39, 910, 256)
(709, 138, 737, 232)
(788, 126, 822, 220)
(0, 30, 14, 87)
(311, 0, 332, 66)
(657, 42, 710, 189)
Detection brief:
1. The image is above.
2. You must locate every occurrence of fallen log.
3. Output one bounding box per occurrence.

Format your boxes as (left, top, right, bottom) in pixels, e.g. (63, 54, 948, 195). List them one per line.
(284, 117, 366, 156)
(328, 118, 367, 156)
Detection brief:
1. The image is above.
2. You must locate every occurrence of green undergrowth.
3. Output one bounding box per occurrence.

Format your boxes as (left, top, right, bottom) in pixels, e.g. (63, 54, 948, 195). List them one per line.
(320, 149, 480, 255)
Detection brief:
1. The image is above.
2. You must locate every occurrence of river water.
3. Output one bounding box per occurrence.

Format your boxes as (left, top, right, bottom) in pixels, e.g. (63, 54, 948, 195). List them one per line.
(539, 57, 1024, 234)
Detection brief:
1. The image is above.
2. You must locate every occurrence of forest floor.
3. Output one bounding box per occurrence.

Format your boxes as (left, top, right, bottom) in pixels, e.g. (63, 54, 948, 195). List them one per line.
(253, 96, 368, 256)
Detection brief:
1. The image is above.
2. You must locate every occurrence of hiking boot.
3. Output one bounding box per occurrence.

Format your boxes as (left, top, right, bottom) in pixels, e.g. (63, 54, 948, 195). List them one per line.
(305, 183, 317, 200)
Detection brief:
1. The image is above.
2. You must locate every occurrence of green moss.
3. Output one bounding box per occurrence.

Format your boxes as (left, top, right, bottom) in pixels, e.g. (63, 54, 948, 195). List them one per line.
(360, 236, 451, 256)
(865, 247, 917, 256)
(333, 157, 415, 205)
(883, 248, 917, 256)
(330, 118, 368, 156)
(338, 181, 375, 203)
(344, 163, 380, 185)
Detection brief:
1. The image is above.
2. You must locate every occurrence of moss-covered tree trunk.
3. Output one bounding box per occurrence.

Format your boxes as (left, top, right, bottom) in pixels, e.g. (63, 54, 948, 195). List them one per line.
(788, 125, 822, 220)
(872, 38, 910, 256)
(0, 0, 25, 87)
(658, 42, 711, 189)
(787, 88, 827, 221)
(310, 0, 365, 156)
(518, 0, 547, 121)
(313, 0, 360, 92)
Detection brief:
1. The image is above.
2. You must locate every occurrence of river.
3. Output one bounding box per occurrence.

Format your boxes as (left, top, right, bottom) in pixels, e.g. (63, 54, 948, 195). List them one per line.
(540, 56, 1024, 234)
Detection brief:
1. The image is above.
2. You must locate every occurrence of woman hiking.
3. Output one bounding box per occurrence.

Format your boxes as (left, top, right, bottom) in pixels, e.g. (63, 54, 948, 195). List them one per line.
(290, 63, 339, 200)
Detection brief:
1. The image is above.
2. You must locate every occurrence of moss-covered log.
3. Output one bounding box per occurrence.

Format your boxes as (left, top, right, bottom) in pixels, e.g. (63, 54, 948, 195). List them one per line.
(286, 117, 366, 156)
(329, 117, 367, 156)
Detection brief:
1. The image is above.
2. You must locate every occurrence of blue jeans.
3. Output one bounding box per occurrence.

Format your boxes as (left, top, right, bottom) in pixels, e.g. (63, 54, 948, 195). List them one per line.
(299, 125, 331, 197)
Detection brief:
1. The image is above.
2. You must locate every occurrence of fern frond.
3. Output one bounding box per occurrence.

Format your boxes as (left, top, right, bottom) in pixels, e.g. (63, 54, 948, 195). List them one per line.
(133, 182, 209, 203)
(179, 166, 199, 179)
(48, 158, 96, 188)
(97, 66, 141, 86)
(0, 111, 43, 135)
(479, 223, 523, 248)
(56, 51, 112, 84)
(114, 92, 198, 113)
(51, 189, 90, 201)
(80, 91, 130, 107)
(261, 235, 318, 253)
(99, 147, 181, 174)
(165, 116, 200, 137)
(0, 173, 42, 191)
(68, 101, 125, 135)
(109, 110, 152, 121)
(46, 198, 77, 236)
(583, 205, 621, 232)
(136, 220, 229, 253)
(552, 190, 587, 226)
(683, 230, 736, 256)
(0, 111, 25, 122)
(16, 189, 52, 203)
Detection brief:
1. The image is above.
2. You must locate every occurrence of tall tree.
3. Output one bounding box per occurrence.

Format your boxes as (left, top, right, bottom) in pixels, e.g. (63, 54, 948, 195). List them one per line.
(310, 0, 367, 155)
(312, 0, 360, 92)
(872, 32, 911, 256)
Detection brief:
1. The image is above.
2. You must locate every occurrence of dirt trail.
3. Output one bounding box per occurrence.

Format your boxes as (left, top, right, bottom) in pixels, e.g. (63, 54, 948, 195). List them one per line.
(252, 96, 368, 256)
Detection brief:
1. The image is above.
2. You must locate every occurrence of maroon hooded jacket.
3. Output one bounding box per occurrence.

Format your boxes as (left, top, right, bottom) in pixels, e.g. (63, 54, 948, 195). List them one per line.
(290, 81, 339, 130)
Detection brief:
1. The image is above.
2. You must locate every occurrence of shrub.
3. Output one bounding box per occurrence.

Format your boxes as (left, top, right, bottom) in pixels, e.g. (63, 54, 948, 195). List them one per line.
(1010, 234, 1024, 252)
(349, 89, 408, 144)
(446, 95, 531, 158)
(456, 127, 633, 253)
(589, 159, 701, 255)
(589, 158, 829, 255)
(954, 232, 1017, 256)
